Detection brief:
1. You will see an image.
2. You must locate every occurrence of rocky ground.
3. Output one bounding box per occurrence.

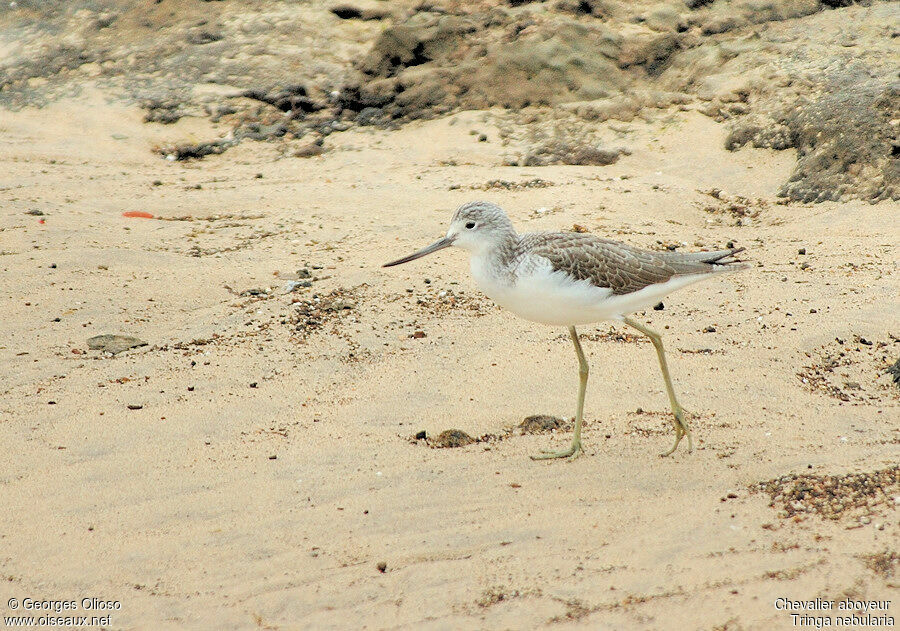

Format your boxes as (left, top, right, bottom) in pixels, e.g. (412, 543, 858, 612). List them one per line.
(0, 1, 897, 629)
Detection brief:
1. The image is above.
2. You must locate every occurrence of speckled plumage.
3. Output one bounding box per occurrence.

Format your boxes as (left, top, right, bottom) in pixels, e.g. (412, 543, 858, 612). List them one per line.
(516, 232, 744, 296)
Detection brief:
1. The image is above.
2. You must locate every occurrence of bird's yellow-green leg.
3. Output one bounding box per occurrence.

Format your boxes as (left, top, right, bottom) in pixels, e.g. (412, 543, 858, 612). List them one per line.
(623, 316, 693, 457)
(532, 326, 586, 461)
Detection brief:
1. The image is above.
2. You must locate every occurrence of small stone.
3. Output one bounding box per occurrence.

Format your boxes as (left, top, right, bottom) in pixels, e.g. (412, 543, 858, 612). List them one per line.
(798, 248, 806, 255)
(430, 429, 476, 448)
(518, 415, 563, 433)
(377, 561, 387, 573)
(412, 330, 426, 339)
(414, 430, 427, 440)
(703, 325, 716, 333)
(87, 334, 148, 354)
(294, 143, 326, 158)
(478, 134, 487, 142)
(268, 454, 277, 460)
(799, 262, 810, 270)
(653, 302, 664, 311)
(250, 382, 258, 388)
(127, 404, 143, 410)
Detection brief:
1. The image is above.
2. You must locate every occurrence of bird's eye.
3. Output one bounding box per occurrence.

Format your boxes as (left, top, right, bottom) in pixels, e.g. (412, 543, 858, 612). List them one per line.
(465, 221, 476, 230)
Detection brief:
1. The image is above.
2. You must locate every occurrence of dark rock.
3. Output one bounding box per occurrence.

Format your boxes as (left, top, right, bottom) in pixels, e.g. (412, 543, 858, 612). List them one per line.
(359, 14, 477, 78)
(727, 73, 898, 203)
(518, 415, 564, 433)
(414, 430, 427, 440)
(555, 0, 608, 17)
(187, 30, 223, 45)
(887, 357, 900, 389)
(161, 140, 234, 161)
(430, 429, 476, 448)
(355, 106, 384, 126)
(521, 142, 630, 166)
(294, 142, 327, 158)
(241, 85, 324, 114)
(330, 5, 390, 20)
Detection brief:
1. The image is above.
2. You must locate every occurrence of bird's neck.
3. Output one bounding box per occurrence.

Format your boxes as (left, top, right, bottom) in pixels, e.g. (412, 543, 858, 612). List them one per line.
(471, 230, 520, 280)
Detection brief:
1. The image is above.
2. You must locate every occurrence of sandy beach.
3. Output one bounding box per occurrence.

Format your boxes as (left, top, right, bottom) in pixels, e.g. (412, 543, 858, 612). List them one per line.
(1, 1, 897, 628)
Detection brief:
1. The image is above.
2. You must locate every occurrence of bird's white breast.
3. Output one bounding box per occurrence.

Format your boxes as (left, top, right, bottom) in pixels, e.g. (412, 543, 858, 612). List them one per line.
(470, 253, 615, 325)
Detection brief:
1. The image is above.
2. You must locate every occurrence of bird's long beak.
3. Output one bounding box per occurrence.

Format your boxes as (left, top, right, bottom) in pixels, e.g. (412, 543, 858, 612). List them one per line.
(383, 236, 455, 267)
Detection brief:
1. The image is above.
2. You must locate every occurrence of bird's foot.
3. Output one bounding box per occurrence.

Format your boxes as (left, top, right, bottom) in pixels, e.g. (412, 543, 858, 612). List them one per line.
(531, 439, 583, 461)
(659, 407, 693, 457)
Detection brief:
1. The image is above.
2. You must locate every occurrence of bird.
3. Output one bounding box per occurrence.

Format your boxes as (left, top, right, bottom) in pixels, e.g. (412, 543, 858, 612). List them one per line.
(383, 201, 747, 460)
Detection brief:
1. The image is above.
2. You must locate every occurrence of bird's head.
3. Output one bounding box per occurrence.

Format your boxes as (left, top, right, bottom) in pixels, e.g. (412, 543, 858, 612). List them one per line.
(383, 201, 514, 267)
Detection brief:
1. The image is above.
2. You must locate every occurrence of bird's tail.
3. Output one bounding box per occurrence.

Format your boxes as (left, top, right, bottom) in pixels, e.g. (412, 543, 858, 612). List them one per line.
(664, 247, 747, 266)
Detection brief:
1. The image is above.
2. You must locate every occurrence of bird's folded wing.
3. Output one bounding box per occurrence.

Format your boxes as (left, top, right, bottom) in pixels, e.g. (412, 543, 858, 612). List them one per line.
(520, 233, 740, 296)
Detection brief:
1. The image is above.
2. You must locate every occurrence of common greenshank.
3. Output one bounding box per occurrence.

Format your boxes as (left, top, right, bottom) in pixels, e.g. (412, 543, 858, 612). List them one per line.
(384, 201, 747, 460)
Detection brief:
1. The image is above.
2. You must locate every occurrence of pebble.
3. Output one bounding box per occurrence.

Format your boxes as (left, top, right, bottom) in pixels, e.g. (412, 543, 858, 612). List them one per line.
(87, 334, 148, 354)
(376, 561, 387, 573)
(127, 404, 143, 410)
(429, 429, 476, 448)
(703, 325, 716, 333)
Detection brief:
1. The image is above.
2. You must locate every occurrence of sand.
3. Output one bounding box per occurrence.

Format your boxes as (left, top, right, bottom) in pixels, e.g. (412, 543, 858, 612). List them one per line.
(0, 89, 897, 629)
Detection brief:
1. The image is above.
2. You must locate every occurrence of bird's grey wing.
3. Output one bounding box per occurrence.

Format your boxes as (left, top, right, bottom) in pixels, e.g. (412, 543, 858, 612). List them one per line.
(519, 233, 684, 295)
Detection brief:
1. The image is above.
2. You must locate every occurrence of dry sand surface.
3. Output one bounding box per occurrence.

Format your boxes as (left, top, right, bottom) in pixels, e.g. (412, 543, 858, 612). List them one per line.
(1, 5, 898, 626)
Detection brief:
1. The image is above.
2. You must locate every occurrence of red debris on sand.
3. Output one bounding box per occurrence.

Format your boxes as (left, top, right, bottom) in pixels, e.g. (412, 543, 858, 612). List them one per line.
(122, 211, 154, 219)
